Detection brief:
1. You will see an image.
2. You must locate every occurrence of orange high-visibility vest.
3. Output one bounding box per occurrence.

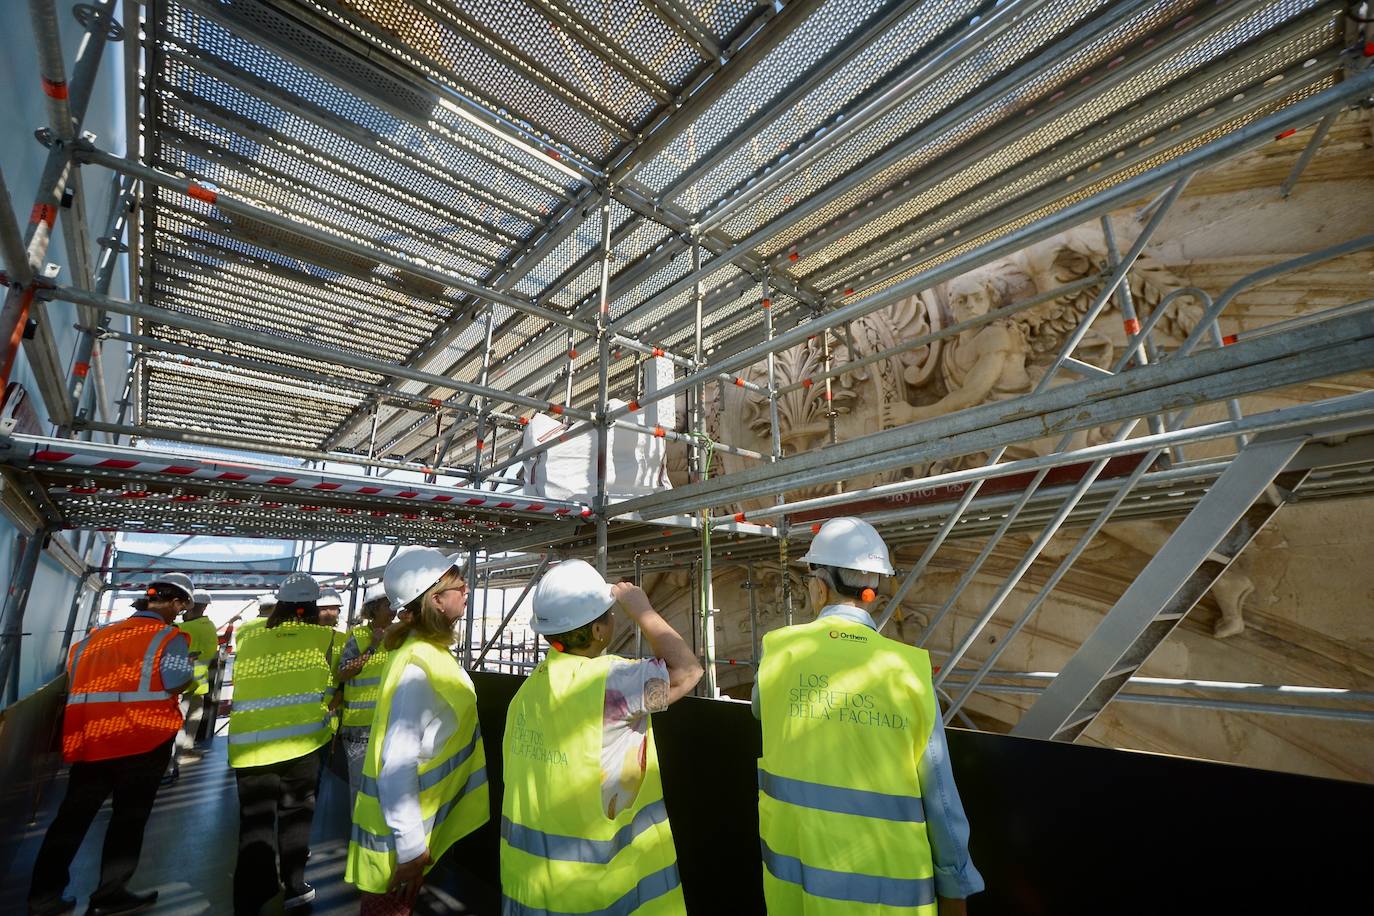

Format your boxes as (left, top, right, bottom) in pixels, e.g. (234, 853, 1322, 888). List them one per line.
(63, 615, 188, 762)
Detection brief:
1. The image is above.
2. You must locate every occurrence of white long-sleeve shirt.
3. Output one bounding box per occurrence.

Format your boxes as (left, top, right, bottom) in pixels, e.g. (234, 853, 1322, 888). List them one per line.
(376, 662, 459, 863)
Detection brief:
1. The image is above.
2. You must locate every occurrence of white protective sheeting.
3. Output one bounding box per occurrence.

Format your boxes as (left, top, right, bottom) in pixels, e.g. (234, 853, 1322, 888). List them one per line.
(520, 357, 676, 502)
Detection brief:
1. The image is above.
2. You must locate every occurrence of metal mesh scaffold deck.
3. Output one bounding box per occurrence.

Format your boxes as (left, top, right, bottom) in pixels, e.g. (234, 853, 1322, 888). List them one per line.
(127, 0, 1348, 476)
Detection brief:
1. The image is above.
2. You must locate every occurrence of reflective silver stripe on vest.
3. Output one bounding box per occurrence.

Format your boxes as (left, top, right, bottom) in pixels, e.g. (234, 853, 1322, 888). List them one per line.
(501, 798, 669, 866)
(227, 716, 331, 745)
(343, 700, 376, 711)
(759, 769, 925, 823)
(139, 626, 180, 692)
(358, 728, 481, 800)
(232, 691, 327, 713)
(66, 623, 179, 707)
(67, 636, 92, 675)
(350, 765, 488, 852)
(350, 676, 382, 687)
(761, 840, 935, 908)
(67, 690, 174, 705)
(499, 861, 681, 916)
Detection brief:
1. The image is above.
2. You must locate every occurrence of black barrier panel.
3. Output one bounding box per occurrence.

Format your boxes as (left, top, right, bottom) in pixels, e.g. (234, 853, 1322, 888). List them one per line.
(0, 675, 67, 880)
(471, 672, 1374, 914)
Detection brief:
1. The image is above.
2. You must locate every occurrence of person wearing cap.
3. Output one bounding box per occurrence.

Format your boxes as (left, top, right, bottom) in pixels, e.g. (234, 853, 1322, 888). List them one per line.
(345, 547, 490, 912)
(28, 573, 197, 916)
(335, 582, 396, 807)
(170, 589, 218, 775)
(500, 559, 703, 915)
(228, 572, 335, 914)
(752, 517, 983, 915)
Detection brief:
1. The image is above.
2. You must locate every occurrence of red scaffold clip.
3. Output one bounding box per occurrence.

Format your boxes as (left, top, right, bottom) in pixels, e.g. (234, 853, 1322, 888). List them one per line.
(734, 512, 746, 523)
(549, 404, 564, 415)
(653, 426, 665, 438)
(1123, 317, 1142, 335)
(187, 183, 218, 204)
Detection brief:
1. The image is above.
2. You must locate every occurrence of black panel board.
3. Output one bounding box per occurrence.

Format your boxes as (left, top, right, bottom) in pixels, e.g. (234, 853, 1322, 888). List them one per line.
(470, 672, 1374, 914)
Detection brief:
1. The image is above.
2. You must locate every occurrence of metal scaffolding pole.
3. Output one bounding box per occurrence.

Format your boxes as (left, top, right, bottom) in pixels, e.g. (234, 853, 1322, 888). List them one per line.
(462, 548, 478, 669)
(595, 74, 1374, 434)
(63, 174, 135, 434)
(474, 554, 550, 669)
(49, 285, 595, 421)
(0, 530, 50, 705)
(691, 238, 716, 695)
(761, 271, 792, 627)
(0, 0, 118, 422)
(78, 146, 596, 335)
(746, 175, 1189, 593)
(594, 190, 613, 575)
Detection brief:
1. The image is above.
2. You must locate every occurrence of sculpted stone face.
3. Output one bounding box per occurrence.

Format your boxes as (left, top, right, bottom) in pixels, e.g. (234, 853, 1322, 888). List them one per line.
(946, 275, 998, 325)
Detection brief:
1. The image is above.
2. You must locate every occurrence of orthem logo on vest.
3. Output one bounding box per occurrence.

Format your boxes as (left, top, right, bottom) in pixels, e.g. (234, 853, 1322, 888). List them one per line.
(828, 630, 868, 643)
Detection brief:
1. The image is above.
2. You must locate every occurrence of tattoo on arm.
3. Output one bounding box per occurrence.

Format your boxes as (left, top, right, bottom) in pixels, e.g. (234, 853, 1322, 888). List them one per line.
(644, 677, 670, 713)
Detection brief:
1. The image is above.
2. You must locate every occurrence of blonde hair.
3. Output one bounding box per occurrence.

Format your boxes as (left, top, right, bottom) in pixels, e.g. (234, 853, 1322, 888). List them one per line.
(383, 567, 465, 651)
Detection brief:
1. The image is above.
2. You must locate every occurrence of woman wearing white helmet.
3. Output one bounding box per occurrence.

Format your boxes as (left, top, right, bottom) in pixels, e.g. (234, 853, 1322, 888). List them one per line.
(345, 548, 490, 912)
(499, 559, 703, 915)
(335, 582, 397, 807)
(752, 517, 983, 915)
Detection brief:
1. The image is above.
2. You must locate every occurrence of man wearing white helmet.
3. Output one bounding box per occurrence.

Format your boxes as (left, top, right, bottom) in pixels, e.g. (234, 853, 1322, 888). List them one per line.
(335, 582, 396, 806)
(345, 548, 490, 911)
(29, 573, 196, 916)
(228, 572, 334, 913)
(753, 517, 983, 915)
(500, 559, 703, 915)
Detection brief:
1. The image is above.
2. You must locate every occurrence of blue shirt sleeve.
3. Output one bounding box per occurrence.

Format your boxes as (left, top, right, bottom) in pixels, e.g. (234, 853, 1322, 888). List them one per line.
(159, 630, 194, 691)
(917, 715, 985, 898)
(340, 634, 362, 667)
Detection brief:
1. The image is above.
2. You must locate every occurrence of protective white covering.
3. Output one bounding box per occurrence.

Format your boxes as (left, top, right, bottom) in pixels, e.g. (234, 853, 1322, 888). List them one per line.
(519, 357, 676, 502)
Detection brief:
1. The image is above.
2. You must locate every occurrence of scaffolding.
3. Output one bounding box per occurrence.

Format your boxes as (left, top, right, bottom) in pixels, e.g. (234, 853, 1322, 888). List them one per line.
(1, 0, 1373, 733)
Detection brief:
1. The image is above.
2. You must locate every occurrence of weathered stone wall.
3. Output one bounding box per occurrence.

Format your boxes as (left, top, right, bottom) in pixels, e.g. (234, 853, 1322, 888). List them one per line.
(642, 110, 1374, 783)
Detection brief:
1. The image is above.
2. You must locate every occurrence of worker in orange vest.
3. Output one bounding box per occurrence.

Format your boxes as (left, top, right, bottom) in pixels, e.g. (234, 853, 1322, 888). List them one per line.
(27, 574, 198, 916)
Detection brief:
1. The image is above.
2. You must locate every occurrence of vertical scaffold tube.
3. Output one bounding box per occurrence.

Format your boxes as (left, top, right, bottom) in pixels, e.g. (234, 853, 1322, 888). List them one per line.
(762, 271, 792, 626)
(693, 239, 716, 696)
(594, 190, 612, 575)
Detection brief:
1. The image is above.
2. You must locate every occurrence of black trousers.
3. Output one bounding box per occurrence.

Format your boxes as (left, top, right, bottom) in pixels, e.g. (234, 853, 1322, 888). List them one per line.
(233, 749, 321, 916)
(28, 738, 173, 907)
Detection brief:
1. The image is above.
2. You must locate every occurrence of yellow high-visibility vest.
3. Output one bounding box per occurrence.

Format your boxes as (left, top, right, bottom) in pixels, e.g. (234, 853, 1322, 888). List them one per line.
(227, 621, 335, 768)
(340, 626, 389, 730)
(757, 615, 939, 915)
(500, 649, 684, 915)
(177, 615, 218, 697)
(345, 636, 489, 894)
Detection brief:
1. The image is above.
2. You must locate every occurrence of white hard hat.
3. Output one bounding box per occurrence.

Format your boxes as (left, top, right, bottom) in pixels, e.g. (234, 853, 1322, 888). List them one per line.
(385, 547, 459, 611)
(318, 586, 343, 608)
(258, 594, 277, 611)
(531, 559, 614, 635)
(192, 589, 213, 605)
(362, 582, 388, 605)
(799, 517, 894, 575)
(149, 573, 195, 601)
(276, 572, 321, 604)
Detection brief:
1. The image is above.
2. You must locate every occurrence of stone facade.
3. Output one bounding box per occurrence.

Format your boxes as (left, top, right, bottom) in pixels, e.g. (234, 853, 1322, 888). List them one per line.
(638, 110, 1374, 784)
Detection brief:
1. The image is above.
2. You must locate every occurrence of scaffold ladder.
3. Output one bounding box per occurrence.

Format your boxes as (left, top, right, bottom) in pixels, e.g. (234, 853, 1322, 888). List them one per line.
(1011, 426, 1334, 743)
